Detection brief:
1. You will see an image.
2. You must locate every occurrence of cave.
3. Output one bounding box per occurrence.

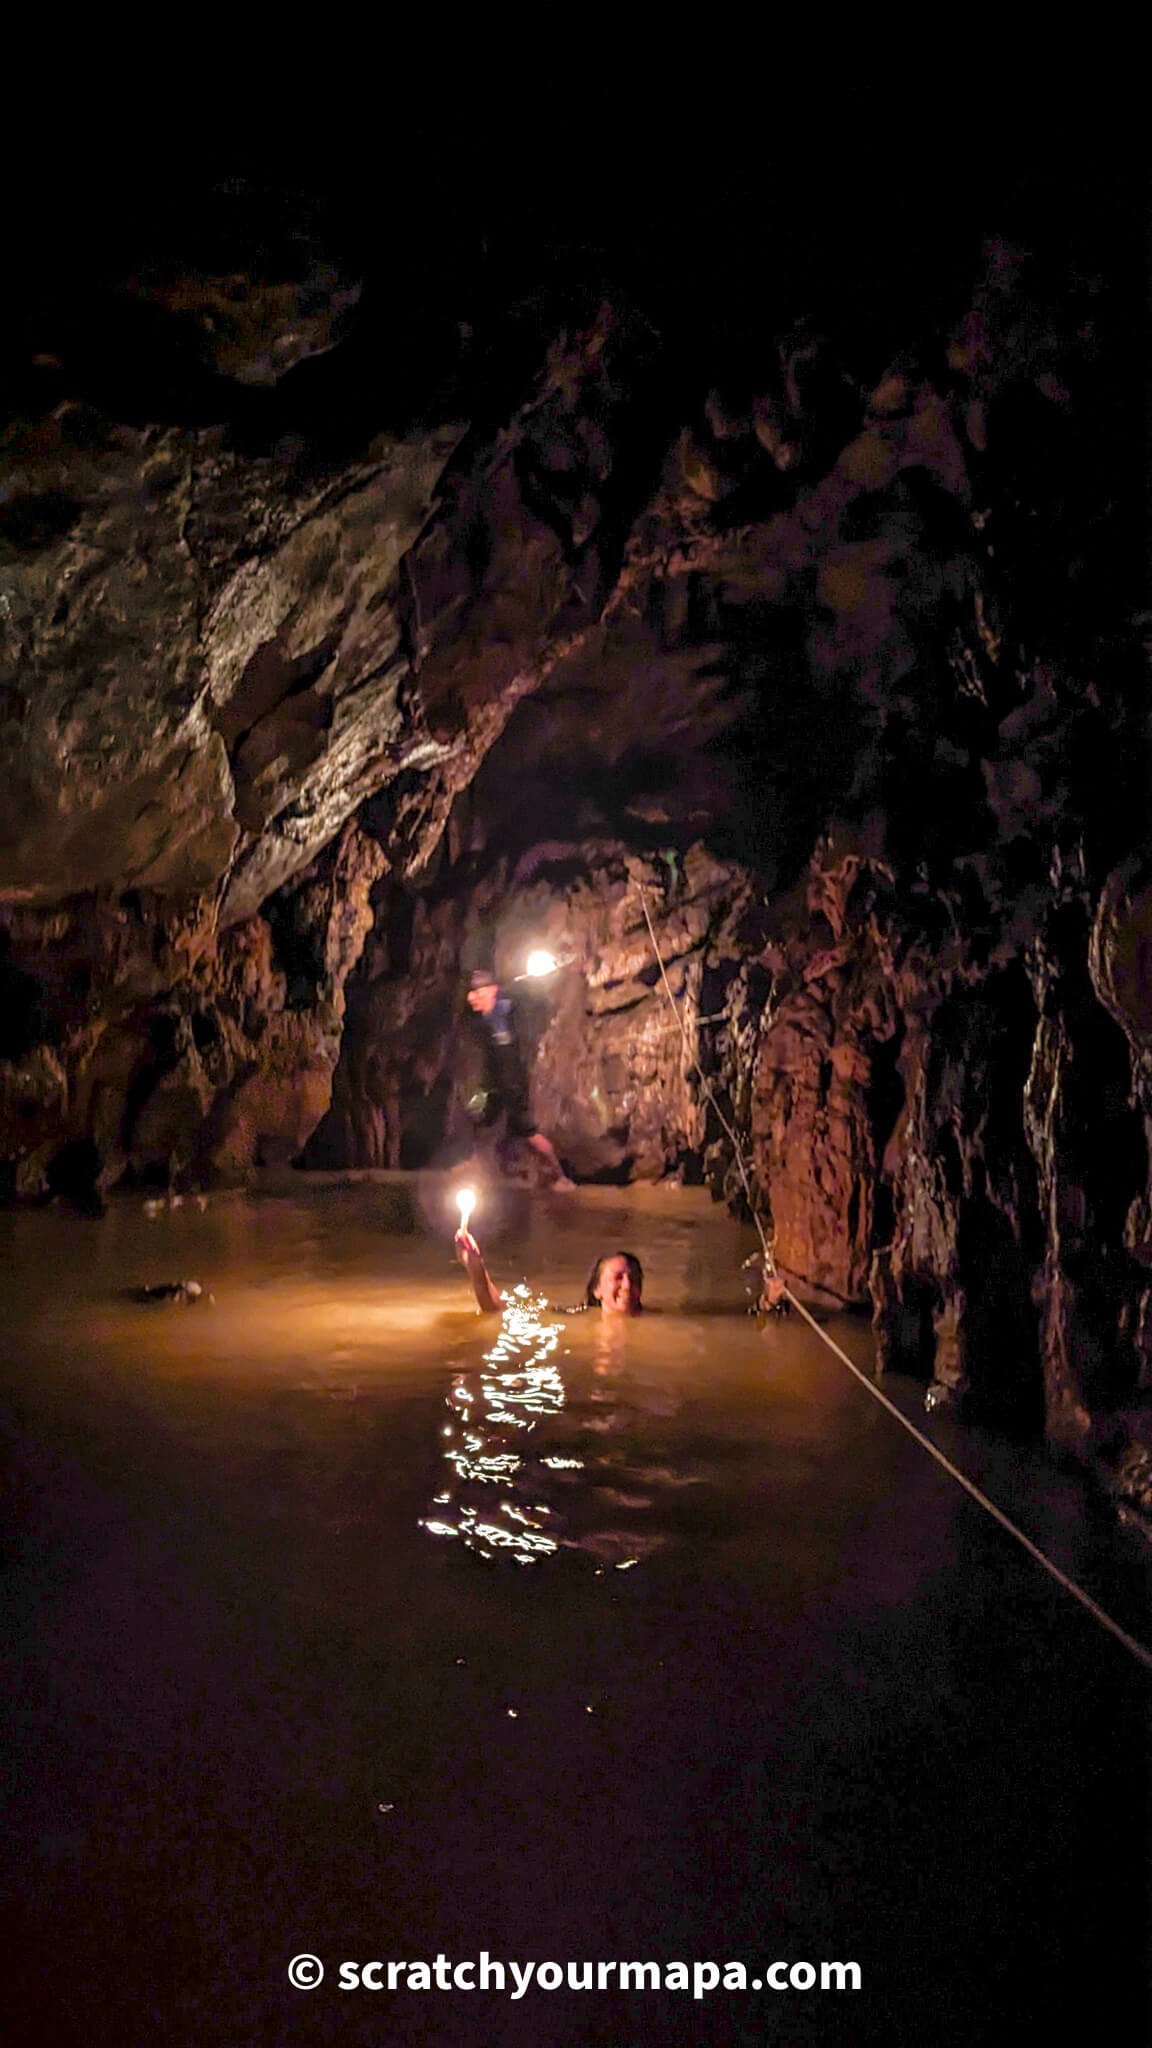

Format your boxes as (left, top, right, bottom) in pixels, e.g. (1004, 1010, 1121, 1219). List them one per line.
(2, 143, 1149, 2044)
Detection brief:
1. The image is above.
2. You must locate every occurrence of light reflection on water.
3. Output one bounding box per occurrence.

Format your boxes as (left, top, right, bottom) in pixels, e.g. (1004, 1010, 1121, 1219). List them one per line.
(424, 1284, 567, 1564)
(0, 1180, 797, 1592)
(4, 1188, 1150, 2038)
(6, 1178, 1139, 1613)
(421, 1279, 723, 1569)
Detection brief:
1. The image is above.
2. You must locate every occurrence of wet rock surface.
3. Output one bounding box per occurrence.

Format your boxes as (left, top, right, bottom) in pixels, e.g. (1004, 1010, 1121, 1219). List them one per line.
(307, 838, 756, 1184)
(2, 168, 1147, 1458)
(0, 820, 383, 1194)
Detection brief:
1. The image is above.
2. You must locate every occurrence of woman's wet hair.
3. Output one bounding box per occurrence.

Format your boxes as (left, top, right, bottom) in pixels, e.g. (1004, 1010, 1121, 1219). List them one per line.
(583, 1251, 645, 1308)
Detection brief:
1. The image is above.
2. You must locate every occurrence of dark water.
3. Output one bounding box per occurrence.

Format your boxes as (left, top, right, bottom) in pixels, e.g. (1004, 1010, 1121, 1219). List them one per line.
(1, 1180, 1149, 2046)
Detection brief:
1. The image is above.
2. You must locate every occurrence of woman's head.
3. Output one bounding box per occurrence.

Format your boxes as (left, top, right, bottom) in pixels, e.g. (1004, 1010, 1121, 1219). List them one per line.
(585, 1251, 644, 1315)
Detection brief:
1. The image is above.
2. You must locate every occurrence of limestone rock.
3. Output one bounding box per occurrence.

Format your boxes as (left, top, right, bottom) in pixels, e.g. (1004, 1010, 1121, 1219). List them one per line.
(2, 184, 1145, 1467)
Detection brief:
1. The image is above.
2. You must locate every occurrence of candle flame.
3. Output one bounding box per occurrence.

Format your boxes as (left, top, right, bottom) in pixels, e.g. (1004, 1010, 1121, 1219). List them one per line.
(456, 1186, 476, 1231)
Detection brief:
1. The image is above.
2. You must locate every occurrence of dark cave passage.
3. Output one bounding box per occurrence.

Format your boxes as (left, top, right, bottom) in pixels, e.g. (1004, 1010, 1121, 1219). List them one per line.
(1, 145, 1150, 2045)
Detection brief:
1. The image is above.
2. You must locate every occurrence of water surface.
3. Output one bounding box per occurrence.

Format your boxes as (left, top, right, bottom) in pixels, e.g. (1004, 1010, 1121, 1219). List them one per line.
(2, 1181, 1148, 2045)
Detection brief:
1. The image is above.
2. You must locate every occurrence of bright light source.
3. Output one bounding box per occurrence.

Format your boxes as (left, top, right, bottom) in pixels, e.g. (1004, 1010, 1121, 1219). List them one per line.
(524, 950, 558, 978)
(456, 1186, 476, 1232)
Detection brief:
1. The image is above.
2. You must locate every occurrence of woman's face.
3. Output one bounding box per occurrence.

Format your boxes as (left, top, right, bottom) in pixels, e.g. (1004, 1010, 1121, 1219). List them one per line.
(594, 1256, 642, 1315)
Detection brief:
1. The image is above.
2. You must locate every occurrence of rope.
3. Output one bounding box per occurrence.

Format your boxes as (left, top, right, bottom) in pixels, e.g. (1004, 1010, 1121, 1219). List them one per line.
(634, 876, 1152, 1678)
(784, 1289, 1152, 1675)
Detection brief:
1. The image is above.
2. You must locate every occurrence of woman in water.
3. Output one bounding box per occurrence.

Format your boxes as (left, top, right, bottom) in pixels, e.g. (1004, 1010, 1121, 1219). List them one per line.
(454, 1229, 643, 1316)
(454, 1228, 788, 1316)
(455, 1222, 791, 1314)
(437, 1228, 785, 1566)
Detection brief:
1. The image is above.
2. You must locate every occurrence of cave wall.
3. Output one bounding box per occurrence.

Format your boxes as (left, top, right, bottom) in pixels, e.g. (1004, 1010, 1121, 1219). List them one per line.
(0, 820, 383, 1196)
(2, 174, 1148, 1460)
(0, 410, 461, 915)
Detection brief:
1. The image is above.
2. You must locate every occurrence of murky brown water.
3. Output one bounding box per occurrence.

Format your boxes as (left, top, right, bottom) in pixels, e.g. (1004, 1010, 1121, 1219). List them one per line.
(2, 1180, 1149, 2046)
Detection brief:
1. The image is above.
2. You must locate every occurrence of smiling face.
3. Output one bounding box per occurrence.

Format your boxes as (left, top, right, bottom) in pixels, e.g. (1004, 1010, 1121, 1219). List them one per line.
(593, 1254, 643, 1315)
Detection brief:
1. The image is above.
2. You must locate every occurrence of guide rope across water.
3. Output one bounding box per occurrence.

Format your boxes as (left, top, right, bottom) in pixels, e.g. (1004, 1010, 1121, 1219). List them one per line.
(634, 877, 1152, 1678)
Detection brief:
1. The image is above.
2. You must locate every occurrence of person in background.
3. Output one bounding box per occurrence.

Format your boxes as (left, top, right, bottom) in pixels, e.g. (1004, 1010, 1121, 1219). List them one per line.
(465, 968, 574, 1188)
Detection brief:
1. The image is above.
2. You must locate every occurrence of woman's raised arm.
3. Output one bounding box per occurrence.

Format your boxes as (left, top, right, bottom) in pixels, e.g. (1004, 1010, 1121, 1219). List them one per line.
(454, 1228, 504, 1314)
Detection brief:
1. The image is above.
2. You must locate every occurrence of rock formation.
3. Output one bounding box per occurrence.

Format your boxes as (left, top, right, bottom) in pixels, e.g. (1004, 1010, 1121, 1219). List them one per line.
(2, 168, 1147, 1473)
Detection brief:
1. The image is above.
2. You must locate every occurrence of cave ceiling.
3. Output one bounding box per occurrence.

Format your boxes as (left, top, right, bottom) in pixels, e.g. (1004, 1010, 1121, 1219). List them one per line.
(2, 154, 1138, 925)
